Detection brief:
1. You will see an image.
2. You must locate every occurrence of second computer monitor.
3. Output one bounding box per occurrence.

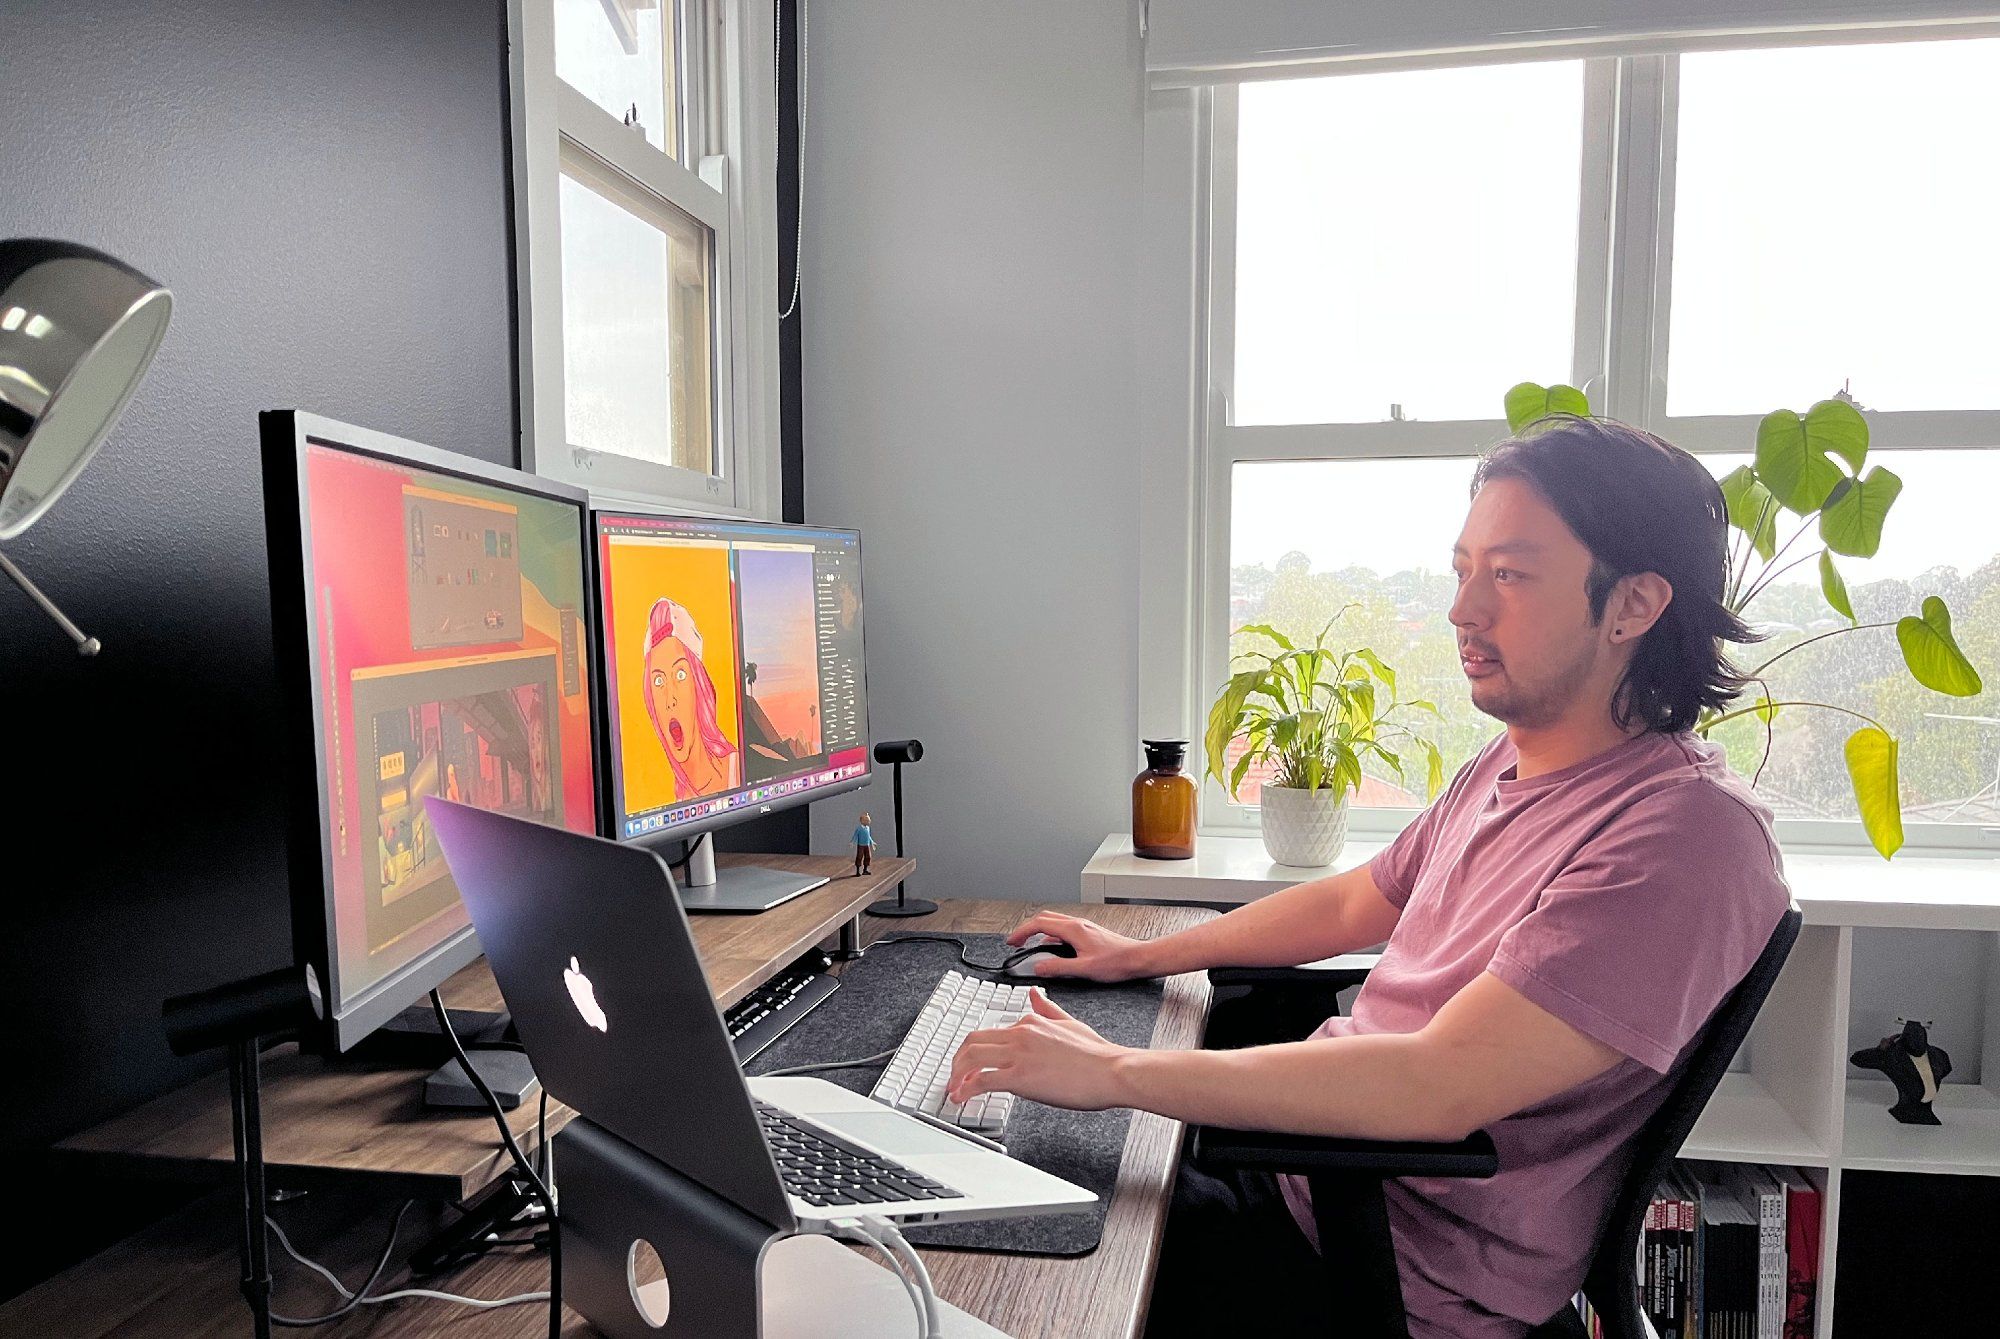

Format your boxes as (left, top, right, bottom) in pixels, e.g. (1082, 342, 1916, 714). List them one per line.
(595, 511, 870, 845)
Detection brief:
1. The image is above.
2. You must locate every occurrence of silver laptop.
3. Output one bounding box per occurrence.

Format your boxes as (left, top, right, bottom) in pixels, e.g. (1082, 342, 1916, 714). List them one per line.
(425, 798, 1094, 1229)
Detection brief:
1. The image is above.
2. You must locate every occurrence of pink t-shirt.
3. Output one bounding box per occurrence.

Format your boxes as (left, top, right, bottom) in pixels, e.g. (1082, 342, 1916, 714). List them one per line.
(1280, 730, 1789, 1337)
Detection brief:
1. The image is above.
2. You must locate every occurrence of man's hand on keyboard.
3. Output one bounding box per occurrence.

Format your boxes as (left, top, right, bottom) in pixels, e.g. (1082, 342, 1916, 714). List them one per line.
(1003, 912, 1150, 982)
(946, 988, 1135, 1112)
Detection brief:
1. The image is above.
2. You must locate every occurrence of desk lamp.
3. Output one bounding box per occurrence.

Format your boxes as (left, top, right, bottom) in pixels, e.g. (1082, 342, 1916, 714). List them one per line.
(0, 238, 174, 654)
(866, 738, 938, 917)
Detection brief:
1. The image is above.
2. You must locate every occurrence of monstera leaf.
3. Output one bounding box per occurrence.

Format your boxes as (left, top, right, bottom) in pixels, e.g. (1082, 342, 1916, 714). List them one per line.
(1818, 466, 1902, 558)
(1504, 382, 1591, 432)
(1719, 465, 1780, 564)
(1897, 596, 1983, 697)
(1755, 400, 1869, 514)
(1843, 727, 1903, 859)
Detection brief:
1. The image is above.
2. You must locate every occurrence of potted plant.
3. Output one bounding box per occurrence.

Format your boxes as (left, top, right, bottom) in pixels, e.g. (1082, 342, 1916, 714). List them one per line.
(1205, 613, 1445, 867)
(1504, 384, 1985, 857)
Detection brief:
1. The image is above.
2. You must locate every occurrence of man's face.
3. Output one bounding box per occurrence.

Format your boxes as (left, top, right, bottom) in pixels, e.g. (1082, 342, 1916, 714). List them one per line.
(1449, 477, 1612, 730)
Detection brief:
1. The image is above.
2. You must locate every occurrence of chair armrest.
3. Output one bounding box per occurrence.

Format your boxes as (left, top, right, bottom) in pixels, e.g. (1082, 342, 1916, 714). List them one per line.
(1190, 1123, 1498, 1180)
(1204, 956, 1382, 1050)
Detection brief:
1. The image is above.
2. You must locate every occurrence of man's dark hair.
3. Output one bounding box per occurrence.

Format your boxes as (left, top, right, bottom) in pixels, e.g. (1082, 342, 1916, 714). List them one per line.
(1470, 416, 1760, 733)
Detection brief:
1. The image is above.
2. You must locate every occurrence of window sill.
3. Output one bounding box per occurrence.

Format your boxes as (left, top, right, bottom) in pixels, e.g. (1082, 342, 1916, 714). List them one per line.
(1080, 832, 2000, 929)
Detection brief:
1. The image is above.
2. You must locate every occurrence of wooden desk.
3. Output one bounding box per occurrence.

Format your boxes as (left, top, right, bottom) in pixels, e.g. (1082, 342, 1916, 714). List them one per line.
(11, 896, 1213, 1339)
(57, 855, 914, 1202)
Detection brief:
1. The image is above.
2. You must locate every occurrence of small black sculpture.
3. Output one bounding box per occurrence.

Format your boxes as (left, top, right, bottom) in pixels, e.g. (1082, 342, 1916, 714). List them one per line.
(1850, 1018, 1953, 1126)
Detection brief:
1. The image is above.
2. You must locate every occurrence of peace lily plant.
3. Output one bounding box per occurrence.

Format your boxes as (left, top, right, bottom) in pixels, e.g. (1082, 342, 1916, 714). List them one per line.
(1506, 383, 1985, 857)
(1205, 612, 1445, 867)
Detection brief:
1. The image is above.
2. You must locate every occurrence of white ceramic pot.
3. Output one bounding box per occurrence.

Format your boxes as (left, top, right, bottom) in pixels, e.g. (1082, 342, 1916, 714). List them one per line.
(1259, 785, 1350, 868)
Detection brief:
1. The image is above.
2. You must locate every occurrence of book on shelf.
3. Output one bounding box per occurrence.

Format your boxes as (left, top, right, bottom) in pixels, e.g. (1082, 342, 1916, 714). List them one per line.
(1633, 1164, 1820, 1339)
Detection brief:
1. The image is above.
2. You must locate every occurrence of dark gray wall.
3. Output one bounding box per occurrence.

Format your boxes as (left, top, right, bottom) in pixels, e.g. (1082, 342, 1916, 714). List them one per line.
(0, 0, 518, 1293)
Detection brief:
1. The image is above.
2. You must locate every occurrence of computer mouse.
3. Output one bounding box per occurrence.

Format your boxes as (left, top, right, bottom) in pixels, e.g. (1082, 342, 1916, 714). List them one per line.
(1000, 935, 1078, 979)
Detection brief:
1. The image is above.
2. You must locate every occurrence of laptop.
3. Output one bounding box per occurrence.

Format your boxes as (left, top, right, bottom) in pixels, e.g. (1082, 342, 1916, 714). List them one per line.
(424, 798, 1095, 1231)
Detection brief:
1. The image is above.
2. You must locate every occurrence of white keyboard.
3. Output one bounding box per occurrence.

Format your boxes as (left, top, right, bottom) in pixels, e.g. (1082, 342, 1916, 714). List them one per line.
(870, 970, 1034, 1137)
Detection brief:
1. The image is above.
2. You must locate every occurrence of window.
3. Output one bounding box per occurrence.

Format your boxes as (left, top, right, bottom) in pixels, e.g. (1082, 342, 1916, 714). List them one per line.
(512, 0, 779, 516)
(1190, 39, 2000, 848)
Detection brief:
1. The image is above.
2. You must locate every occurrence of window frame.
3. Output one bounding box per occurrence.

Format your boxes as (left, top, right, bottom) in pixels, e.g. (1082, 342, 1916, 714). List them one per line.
(1165, 49, 2000, 855)
(509, 0, 782, 520)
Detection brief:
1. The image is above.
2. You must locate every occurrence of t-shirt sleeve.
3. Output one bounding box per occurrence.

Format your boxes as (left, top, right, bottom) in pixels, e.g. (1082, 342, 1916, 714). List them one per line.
(1367, 742, 1492, 908)
(1487, 782, 1788, 1074)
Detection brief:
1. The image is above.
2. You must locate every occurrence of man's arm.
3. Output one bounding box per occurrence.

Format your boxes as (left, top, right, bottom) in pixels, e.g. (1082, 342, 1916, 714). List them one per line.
(1010, 860, 1403, 983)
(947, 971, 1623, 1143)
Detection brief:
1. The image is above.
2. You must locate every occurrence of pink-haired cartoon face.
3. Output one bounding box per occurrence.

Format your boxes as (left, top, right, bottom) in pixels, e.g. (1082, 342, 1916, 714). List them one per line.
(641, 597, 738, 799)
(647, 636, 698, 765)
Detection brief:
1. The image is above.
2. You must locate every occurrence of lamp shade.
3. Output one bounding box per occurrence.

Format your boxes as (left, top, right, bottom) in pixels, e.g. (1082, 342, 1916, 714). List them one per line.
(0, 239, 172, 539)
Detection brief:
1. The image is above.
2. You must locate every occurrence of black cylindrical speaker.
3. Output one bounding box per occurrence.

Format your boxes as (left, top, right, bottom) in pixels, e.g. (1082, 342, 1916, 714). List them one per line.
(163, 965, 323, 1056)
(873, 739, 923, 765)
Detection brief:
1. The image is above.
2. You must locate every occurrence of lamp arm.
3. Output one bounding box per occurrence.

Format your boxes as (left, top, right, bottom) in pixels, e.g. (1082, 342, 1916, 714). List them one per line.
(0, 547, 100, 654)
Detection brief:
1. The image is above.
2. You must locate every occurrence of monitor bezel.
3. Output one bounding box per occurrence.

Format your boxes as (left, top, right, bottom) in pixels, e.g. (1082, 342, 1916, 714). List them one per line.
(261, 410, 602, 1052)
(589, 503, 873, 850)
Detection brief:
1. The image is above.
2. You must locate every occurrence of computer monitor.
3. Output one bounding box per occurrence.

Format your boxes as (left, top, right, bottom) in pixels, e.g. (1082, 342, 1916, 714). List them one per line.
(262, 411, 600, 1052)
(594, 509, 870, 909)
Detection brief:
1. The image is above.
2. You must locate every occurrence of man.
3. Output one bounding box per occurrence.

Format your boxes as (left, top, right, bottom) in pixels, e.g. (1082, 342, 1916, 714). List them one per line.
(947, 418, 1791, 1337)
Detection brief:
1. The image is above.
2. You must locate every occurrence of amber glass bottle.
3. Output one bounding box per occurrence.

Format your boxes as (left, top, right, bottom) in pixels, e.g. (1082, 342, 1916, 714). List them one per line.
(1132, 738, 1196, 859)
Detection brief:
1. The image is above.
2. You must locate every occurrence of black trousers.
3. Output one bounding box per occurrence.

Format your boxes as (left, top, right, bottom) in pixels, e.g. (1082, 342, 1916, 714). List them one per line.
(1143, 1161, 1334, 1338)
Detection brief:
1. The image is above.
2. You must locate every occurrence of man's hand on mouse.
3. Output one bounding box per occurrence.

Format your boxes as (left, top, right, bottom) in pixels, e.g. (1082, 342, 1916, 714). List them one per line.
(1003, 911, 1150, 982)
(946, 989, 1133, 1112)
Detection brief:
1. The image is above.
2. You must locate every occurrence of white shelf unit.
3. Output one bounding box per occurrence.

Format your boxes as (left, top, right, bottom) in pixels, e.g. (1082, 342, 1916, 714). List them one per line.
(1082, 834, 2000, 1337)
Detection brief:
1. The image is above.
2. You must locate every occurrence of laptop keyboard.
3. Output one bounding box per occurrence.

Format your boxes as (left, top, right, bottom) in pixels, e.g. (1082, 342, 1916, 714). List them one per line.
(754, 1101, 965, 1207)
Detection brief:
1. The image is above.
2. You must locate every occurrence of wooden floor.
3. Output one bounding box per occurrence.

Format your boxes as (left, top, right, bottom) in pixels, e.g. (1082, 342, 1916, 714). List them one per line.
(9, 897, 1213, 1339)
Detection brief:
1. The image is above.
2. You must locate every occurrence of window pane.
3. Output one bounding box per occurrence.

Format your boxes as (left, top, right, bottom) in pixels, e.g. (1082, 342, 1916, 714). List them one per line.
(1702, 449, 2000, 826)
(1227, 458, 1486, 807)
(560, 152, 715, 476)
(1668, 41, 2000, 415)
(1226, 450, 2000, 828)
(556, 0, 681, 158)
(1233, 63, 1584, 426)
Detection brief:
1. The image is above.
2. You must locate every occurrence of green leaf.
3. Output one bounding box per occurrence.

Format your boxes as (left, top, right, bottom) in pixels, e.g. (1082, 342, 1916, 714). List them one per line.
(1719, 465, 1779, 563)
(1354, 648, 1397, 695)
(1818, 551, 1854, 623)
(1751, 696, 1781, 725)
(1896, 596, 1984, 697)
(1227, 748, 1256, 801)
(1755, 402, 1867, 514)
(1233, 622, 1296, 652)
(1423, 740, 1445, 799)
(1401, 698, 1440, 715)
(1204, 676, 1254, 786)
(1843, 727, 1903, 859)
(1818, 466, 1902, 558)
(1503, 381, 1591, 433)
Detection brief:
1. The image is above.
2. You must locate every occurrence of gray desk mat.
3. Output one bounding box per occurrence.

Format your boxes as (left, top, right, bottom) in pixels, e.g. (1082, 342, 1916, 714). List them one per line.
(744, 934, 1165, 1256)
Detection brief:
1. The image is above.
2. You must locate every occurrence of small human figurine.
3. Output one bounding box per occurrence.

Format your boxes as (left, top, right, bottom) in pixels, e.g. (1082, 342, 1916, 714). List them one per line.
(1851, 1018, 1953, 1125)
(853, 813, 875, 876)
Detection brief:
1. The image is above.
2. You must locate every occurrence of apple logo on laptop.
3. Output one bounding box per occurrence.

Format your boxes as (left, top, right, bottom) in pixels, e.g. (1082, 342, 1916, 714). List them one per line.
(564, 955, 608, 1032)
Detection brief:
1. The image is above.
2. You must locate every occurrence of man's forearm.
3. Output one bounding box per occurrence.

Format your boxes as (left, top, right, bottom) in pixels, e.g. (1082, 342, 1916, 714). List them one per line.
(1127, 864, 1397, 977)
(1108, 1032, 1474, 1143)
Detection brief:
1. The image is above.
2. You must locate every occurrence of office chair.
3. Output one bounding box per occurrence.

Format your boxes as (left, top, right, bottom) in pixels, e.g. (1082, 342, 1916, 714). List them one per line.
(1190, 908, 1802, 1339)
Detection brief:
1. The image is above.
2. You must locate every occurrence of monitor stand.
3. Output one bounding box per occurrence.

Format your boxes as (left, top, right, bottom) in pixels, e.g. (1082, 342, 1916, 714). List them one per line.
(347, 1003, 541, 1111)
(678, 864, 830, 914)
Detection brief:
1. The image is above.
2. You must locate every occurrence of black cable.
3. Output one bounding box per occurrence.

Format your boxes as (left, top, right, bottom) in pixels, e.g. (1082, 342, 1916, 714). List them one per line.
(666, 831, 710, 879)
(429, 991, 561, 1339)
(269, 1199, 417, 1327)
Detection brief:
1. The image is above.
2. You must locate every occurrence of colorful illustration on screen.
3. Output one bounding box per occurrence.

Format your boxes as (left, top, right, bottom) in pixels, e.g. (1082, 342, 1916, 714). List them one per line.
(644, 596, 742, 800)
(738, 546, 824, 785)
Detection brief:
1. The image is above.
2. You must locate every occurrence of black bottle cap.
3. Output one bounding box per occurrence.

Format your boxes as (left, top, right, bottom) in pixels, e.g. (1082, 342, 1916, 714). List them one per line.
(1141, 738, 1188, 770)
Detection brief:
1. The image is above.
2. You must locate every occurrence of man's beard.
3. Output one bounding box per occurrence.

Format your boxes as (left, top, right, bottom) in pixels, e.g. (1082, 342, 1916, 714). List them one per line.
(1470, 634, 1601, 729)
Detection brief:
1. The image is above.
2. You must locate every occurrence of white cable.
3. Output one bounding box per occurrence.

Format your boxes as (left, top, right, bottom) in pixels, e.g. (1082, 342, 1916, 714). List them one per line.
(268, 1212, 551, 1314)
(775, 0, 808, 319)
(857, 1216, 942, 1339)
(759, 1045, 897, 1077)
(823, 1221, 926, 1336)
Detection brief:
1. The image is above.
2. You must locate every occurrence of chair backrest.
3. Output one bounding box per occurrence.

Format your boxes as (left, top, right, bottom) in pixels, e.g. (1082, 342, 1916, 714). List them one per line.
(1575, 907, 1802, 1339)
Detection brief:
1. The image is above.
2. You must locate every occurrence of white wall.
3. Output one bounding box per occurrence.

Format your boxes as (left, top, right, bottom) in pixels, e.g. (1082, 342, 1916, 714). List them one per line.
(803, 2, 1148, 903)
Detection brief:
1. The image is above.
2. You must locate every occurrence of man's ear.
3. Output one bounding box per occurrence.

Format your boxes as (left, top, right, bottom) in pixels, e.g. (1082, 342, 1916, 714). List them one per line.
(1606, 572, 1673, 645)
